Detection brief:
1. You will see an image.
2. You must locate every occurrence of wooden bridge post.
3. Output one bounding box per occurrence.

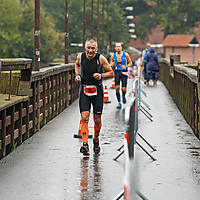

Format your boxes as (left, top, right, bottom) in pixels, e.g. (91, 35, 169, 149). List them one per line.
(1, 110, 6, 157)
(170, 54, 180, 78)
(197, 59, 200, 137)
(34, 0, 40, 71)
(169, 54, 174, 78)
(197, 59, 200, 83)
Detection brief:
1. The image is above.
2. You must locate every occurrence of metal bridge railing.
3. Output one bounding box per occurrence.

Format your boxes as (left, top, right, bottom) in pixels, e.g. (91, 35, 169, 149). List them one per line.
(113, 61, 157, 200)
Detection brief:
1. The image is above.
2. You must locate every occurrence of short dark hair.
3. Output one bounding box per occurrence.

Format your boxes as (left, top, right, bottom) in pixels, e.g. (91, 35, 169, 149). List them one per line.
(115, 42, 122, 47)
(85, 38, 97, 45)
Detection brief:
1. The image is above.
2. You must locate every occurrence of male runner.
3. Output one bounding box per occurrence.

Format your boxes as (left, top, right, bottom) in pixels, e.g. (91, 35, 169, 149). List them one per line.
(110, 42, 132, 109)
(75, 38, 113, 155)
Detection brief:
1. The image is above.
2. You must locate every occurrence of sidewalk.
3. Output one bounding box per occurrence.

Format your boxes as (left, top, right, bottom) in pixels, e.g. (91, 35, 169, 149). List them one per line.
(0, 78, 199, 200)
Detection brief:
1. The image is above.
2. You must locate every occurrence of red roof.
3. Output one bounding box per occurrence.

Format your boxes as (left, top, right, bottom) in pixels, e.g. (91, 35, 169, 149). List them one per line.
(162, 35, 197, 47)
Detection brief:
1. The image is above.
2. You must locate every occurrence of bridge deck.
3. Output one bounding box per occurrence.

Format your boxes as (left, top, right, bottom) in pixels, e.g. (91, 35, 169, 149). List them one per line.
(0, 79, 199, 200)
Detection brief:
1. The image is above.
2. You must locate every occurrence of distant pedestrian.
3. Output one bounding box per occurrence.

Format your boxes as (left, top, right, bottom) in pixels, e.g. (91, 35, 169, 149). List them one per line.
(146, 47, 159, 86)
(141, 43, 151, 84)
(110, 42, 132, 109)
(75, 38, 113, 156)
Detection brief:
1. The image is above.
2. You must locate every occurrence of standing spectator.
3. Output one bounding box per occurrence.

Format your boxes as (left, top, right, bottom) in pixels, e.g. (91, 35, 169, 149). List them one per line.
(110, 42, 132, 109)
(141, 43, 151, 84)
(146, 47, 159, 86)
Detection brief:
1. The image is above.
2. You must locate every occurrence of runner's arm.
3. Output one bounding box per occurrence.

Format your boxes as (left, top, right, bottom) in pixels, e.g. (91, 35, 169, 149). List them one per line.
(100, 55, 114, 79)
(110, 55, 115, 68)
(75, 53, 81, 82)
(126, 53, 133, 68)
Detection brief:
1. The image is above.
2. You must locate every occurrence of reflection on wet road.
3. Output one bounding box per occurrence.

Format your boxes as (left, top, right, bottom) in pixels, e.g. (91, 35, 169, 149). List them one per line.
(80, 155, 102, 200)
(80, 157, 89, 195)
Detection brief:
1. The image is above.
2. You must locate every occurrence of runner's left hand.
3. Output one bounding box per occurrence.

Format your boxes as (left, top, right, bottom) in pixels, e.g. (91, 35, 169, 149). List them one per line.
(122, 65, 126, 69)
(93, 73, 102, 80)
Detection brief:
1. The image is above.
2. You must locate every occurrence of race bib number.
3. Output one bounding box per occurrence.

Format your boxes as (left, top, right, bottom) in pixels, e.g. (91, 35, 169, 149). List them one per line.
(121, 71, 129, 76)
(84, 85, 97, 96)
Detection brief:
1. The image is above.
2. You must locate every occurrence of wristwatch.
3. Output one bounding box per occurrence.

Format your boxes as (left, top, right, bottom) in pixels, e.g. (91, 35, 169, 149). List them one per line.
(74, 74, 81, 79)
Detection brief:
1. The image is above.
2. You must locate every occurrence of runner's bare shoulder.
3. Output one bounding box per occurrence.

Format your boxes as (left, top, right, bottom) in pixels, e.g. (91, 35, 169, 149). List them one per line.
(76, 53, 82, 65)
(99, 54, 108, 64)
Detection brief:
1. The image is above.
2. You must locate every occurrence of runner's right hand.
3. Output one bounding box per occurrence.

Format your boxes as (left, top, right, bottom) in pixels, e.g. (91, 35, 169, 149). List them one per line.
(75, 75, 81, 82)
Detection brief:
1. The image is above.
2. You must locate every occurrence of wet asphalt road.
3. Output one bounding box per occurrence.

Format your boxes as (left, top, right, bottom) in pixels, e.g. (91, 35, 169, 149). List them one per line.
(0, 78, 199, 200)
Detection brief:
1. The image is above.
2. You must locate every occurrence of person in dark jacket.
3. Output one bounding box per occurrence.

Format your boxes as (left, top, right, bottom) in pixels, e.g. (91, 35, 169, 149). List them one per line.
(146, 48, 159, 86)
(141, 43, 151, 84)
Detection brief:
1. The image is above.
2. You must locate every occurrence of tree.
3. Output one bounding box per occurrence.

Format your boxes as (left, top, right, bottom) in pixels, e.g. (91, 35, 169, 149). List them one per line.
(40, 7, 64, 62)
(0, 0, 132, 60)
(41, 0, 65, 32)
(41, 0, 131, 53)
(0, 0, 22, 57)
(133, 0, 200, 38)
(19, 1, 34, 59)
(108, 2, 130, 49)
(19, 1, 64, 63)
(0, 0, 64, 63)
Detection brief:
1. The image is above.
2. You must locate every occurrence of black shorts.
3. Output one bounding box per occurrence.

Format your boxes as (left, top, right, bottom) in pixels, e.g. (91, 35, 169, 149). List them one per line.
(79, 84, 104, 114)
(114, 70, 128, 87)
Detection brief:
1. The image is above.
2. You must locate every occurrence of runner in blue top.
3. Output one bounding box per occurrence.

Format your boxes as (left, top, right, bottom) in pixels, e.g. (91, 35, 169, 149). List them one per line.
(110, 42, 132, 109)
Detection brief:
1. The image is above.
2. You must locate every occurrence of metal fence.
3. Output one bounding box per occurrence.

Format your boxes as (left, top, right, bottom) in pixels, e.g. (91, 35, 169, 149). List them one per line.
(113, 63, 156, 200)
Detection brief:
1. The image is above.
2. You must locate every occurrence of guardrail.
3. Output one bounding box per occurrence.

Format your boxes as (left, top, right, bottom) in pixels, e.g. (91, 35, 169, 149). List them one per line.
(159, 58, 200, 138)
(0, 63, 79, 159)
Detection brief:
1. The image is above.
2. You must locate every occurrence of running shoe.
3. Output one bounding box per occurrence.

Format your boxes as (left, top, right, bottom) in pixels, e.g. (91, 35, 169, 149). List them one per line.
(116, 103, 122, 109)
(122, 96, 126, 104)
(80, 142, 89, 156)
(93, 138, 100, 154)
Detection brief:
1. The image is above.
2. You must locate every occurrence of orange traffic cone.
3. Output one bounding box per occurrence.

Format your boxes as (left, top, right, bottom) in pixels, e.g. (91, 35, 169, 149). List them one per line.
(111, 77, 115, 89)
(104, 85, 111, 103)
(78, 120, 82, 135)
(74, 120, 93, 139)
(74, 120, 82, 138)
(128, 71, 132, 79)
